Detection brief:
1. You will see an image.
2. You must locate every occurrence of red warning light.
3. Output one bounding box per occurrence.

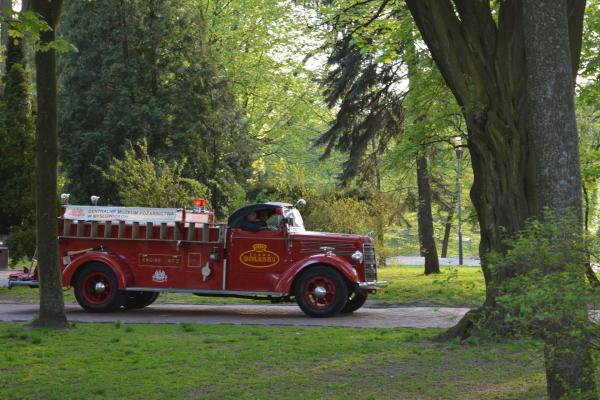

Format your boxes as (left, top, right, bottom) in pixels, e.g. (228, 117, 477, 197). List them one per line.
(194, 198, 206, 207)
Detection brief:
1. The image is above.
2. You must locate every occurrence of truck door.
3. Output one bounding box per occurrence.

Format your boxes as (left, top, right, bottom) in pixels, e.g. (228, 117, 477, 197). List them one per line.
(226, 227, 289, 292)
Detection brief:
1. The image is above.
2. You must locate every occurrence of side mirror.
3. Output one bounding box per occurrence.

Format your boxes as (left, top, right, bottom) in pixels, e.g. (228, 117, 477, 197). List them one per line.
(293, 199, 306, 208)
(283, 216, 294, 226)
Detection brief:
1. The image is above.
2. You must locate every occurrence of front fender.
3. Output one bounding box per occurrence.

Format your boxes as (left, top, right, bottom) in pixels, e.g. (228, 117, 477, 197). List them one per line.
(62, 252, 134, 289)
(274, 254, 359, 294)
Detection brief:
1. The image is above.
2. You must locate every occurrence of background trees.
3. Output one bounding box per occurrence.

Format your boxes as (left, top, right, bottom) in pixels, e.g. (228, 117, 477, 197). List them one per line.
(0, 33, 36, 262)
(58, 0, 254, 217)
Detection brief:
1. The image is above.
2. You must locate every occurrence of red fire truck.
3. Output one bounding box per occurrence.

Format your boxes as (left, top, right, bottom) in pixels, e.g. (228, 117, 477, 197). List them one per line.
(9, 197, 387, 317)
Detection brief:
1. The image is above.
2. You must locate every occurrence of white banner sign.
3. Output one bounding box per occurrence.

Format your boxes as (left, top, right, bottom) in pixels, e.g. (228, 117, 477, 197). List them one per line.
(63, 206, 178, 223)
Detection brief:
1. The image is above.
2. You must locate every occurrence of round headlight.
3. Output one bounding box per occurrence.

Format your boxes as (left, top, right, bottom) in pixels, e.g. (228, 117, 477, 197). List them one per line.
(351, 250, 364, 263)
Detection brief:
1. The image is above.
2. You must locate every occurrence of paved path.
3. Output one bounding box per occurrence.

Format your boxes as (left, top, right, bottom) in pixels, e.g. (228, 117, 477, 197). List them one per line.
(386, 256, 481, 266)
(0, 303, 470, 329)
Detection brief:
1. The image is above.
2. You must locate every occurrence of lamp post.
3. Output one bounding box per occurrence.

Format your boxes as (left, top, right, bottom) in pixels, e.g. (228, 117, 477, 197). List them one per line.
(454, 136, 463, 266)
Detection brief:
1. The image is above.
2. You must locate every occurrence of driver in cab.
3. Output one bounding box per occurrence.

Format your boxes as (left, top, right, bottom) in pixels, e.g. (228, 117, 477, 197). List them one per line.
(240, 211, 268, 232)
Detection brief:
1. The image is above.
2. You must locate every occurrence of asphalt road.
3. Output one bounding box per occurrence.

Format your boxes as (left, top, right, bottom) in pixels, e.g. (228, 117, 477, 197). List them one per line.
(0, 303, 470, 329)
(2, 269, 596, 329)
(0, 269, 469, 329)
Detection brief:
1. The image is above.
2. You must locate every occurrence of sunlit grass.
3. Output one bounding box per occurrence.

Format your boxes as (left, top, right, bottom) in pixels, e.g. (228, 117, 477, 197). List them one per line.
(0, 322, 552, 400)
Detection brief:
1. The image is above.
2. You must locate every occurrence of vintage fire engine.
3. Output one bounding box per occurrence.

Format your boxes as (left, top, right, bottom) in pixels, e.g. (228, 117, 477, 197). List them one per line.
(9, 196, 387, 317)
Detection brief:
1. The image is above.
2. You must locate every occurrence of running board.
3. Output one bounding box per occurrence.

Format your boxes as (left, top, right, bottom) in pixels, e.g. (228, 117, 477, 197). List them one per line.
(125, 287, 288, 297)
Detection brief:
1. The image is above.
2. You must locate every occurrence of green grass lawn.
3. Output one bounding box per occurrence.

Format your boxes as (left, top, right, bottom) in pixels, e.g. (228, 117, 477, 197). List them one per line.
(0, 266, 485, 307)
(0, 322, 556, 400)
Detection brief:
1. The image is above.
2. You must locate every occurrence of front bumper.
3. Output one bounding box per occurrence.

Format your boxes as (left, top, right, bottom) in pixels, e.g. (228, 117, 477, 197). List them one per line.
(358, 281, 388, 290)
(8, 279, 39, 288)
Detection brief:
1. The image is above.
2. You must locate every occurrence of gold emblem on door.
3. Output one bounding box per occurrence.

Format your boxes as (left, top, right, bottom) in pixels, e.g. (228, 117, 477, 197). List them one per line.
(239, 244, 280, 268)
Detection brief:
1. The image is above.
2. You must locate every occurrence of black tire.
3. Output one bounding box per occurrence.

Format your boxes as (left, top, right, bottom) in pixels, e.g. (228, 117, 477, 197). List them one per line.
(294, 266, 348, 317)
(74, 263, 125, 312)
(341, 291, 368, 314)
(124, 292, 159, 309)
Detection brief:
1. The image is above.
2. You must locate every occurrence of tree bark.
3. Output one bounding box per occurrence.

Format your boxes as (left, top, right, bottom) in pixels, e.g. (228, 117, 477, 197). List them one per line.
(417, 156, 440, 275)
(523, 1, 596, 398)
(405, 0, 586, 333)
(31, 0, 67, 329)
(440, 208, 453, 258)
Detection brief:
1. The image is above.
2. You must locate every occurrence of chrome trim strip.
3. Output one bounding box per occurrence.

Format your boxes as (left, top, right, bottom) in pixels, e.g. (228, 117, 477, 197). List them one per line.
(358, 281, 388, 290)
(125, 287, 287, 296)
(299, 250, 355, 255)
(301, 242, 355, 248)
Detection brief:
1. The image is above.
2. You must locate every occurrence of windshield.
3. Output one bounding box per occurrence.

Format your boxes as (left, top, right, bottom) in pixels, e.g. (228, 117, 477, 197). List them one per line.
(284, 208, 305, 232)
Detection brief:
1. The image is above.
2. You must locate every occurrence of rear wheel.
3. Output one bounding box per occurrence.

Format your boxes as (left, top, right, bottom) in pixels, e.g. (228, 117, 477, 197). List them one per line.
(74, 263, 125, 312)
(341, 291, 368, 313)
(124, 292, 159, 309)
(295, 266, 348, 317)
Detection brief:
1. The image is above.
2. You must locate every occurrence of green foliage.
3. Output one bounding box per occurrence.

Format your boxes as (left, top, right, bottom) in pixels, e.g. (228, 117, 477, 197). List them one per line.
(0, 8, 75, 52)
(0, 41, 36, 260)
(580, 0, 600, 106)
(488, 213, 598, 398)
(577, 99, 600, 234)
(202, 0, 337, 182)
(102, 140, 209, 209)
(304, 195, 369, 234)
(490, 214, 593, 335)
(6, 223, 36, 265)
(58, 0, 254, 216)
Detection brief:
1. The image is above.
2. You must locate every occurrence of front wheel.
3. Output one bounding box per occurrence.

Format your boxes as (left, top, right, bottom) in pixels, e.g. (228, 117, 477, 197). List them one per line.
(295, 266, 348, 317)
(74, 263, 125, 312)
(341, 292, 368, 313)
(124, 292, 159, 309)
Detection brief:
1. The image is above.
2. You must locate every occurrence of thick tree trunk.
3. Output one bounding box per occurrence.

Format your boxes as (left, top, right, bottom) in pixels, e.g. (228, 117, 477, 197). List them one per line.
(31, 0, 67, 329)
(440, 208, 453, 258)
(416, 156, 440, 275)
(523, 1, 596, 398)
(406, 0, 586, 337)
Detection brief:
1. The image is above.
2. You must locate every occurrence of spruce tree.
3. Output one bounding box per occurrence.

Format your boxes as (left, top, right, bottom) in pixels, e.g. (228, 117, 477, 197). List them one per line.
(59, 0, 254, 216)
(0, 39, 36, 260)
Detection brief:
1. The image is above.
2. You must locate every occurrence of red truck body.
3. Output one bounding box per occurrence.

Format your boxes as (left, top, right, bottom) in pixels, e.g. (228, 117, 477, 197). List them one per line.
(9, 200, 386, 317)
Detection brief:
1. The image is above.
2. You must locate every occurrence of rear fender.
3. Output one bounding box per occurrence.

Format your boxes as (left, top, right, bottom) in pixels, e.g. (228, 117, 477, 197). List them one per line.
(274, 254, 359, 294)
(62, 252, 133, 289)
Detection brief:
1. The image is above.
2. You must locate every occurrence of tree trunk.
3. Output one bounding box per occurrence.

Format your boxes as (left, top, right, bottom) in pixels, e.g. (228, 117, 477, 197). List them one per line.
(417, 156, 440, 275)
(31, 0, 67, 329)
(441, 208, 453, 258)
(406, 0, 586, 336)
(523, 1, 596, 398)
(374, 166, 386, 267)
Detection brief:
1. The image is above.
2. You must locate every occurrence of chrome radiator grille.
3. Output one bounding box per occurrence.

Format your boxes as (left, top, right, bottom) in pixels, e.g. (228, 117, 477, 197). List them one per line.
(363, 243, 377, 281)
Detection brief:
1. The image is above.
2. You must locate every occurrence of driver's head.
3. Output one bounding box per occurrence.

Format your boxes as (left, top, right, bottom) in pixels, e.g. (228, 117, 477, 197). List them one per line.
(246, 211, 258, 222)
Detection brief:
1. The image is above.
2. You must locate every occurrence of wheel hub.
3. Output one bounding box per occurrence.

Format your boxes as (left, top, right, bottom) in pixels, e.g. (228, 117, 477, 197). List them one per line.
(313, 286, 327, 299)
(94, 281, 107, 294)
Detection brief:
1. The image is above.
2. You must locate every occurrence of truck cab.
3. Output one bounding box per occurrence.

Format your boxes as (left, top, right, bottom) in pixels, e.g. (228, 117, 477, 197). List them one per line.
(9, 198, 387, 317)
